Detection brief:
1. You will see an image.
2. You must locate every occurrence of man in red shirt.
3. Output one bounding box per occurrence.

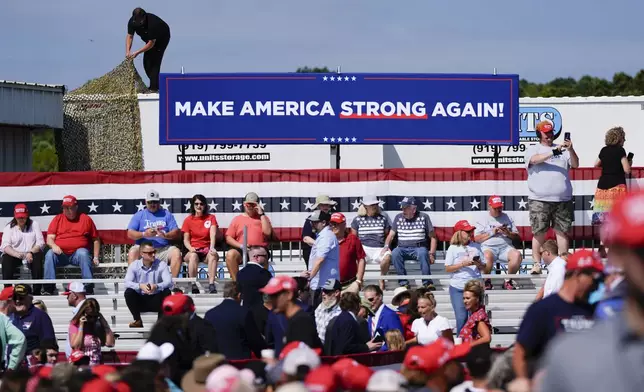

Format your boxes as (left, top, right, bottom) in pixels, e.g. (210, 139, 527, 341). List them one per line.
(225, 192, 274, 281)
(44, 196, 100, 295)
(329, 213, 366, 294)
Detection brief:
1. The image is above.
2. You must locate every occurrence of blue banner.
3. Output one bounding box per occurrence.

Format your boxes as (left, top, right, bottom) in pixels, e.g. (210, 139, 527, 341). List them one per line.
(159, 73, 519, 145)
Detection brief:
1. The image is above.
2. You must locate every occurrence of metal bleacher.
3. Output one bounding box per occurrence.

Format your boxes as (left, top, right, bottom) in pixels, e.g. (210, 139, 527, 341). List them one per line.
(1, 244, 549, 352)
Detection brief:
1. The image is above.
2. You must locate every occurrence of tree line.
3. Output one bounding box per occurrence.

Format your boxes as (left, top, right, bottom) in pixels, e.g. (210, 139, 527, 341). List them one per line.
(32, 69, 644, 172)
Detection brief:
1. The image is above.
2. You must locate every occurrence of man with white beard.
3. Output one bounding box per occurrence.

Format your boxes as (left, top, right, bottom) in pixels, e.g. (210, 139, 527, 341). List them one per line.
(314, 279, 342, 343)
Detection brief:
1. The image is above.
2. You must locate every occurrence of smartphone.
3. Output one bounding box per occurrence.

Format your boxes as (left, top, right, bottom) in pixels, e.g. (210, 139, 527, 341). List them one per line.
(564, 132, 571, 141)
(372, 333, 385, 343)
(628, 152, 634, 160)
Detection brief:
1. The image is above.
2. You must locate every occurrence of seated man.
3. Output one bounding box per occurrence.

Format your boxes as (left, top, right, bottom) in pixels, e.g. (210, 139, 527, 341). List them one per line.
(474, 195, 523, 290)
(127, 190, 182, 277)
(44, 195, 100, 295)
(225, 192, 274, 281)
(386, 197, 437, 290)
(124, 241, 174, 328)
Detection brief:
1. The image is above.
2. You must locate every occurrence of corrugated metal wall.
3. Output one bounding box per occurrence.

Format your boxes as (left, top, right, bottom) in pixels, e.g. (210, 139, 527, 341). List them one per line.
(0, 83, 64, 129)
(0, 127, 32, 171)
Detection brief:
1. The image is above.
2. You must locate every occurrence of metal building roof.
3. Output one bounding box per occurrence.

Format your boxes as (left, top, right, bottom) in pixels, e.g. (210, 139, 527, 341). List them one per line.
(0, 80, 65, 129)
(0, 80, 65, 92)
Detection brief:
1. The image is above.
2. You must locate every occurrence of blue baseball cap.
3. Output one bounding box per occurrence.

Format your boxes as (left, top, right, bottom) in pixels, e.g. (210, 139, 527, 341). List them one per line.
(399, 196, 417, 208)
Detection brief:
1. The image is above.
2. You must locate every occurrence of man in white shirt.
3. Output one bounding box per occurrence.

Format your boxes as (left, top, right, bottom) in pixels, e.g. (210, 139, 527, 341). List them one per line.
(524, 120, 579, 267)
(535, 240, 566, 301)
(474, 195, 523, 290)
(63, 281, 86, 356)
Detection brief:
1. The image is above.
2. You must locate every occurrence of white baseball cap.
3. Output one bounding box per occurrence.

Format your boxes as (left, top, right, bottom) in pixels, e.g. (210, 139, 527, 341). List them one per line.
(282, 347, 321, 376)
(136, 342, 174, 363)
(61, 282, 86, 296)
(366, 370, 407, 392)
(146, 189, 161, 202)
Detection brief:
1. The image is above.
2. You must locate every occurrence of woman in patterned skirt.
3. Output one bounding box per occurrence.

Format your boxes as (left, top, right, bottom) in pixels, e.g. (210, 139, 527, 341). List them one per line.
(592, 127, 632, 255)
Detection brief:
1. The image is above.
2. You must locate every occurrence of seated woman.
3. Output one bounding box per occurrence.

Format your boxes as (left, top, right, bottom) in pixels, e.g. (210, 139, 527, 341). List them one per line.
(181, 194, 221, 294)
(408, 292, 453, 346)
(458, 280, 492, 347)
(0, 204, 45, 294)
(69, 298, 115, 365)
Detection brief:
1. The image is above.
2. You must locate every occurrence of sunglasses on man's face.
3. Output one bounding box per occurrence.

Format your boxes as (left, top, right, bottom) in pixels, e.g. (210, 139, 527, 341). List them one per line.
(147, 201, 160, 205)
(142, 250, 156, 255)
(365, 296, 377, 302)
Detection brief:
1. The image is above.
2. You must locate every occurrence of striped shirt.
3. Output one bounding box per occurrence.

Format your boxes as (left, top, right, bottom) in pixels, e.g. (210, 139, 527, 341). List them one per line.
(350, 214, 391, 248)
(391, 212, 434, 248)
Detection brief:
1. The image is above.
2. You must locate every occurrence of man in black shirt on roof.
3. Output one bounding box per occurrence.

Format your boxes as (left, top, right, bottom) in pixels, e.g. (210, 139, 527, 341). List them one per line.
(126, 7, 171, 92)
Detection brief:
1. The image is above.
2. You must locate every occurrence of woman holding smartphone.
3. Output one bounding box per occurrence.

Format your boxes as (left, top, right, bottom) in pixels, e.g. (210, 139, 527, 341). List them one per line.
(592, 127, 632, 254)
(69, 298, 115, 365)
(181, 194, 221, 293)
(444, 220, 485, 334)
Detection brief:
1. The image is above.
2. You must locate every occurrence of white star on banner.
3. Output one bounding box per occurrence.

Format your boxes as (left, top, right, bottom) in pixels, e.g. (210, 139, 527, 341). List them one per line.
(470, 199, 481, 210)
(323, 137, 328, 142)
(323, 76, 328, 81)
(378, 199, 385, 209)
(336, 136, 342, 141)
(344, 76, 349, 81)
(351, 76, 357, 81)
(303, 200, 314, 211)
(344, 137, 349, 142)
(336, 77, 342, 82)
(330, 137, 336, 142)
(232, 200, 242, 211)
(280, 199, 290, 210)
(330, 76, 335, 81)
(88, 202, 98, 213)
(40, 203, 50, 214)
(517, 198, 528, 210)
(423, 199, 433, 210)
(112, 202, 123, 213)
(184, 201, 192, 211)
(351, 199, 361, 211)
(259, 200, 266, 210)
(208, 200, 218, 211)
(351, 137, 357, 142)
(589, 198, 595, 209)
(446, 199, 457, 210)
(160, 201, 171, 211)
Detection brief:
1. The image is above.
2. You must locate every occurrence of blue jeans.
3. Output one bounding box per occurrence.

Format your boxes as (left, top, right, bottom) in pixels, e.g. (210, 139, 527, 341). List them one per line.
(391, 246, 432, 286)
(449, 285, 468, 334)
(44, 248, 94, 284)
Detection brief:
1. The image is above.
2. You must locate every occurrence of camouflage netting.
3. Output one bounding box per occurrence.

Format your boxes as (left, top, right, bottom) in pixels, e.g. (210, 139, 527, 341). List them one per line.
(59, 60, 150, 171)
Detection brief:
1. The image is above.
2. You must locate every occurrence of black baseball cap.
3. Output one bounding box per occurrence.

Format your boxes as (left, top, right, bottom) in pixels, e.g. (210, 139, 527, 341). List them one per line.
(13, 284, 32, 298)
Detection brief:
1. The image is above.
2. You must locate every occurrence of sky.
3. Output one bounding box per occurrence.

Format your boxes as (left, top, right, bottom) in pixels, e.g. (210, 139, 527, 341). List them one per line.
(2, 0, 644, 90)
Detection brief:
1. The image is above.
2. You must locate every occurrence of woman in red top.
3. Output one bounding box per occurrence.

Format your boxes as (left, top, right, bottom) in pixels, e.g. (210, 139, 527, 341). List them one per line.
(181, 194, 221, 294)
(458, 279, 492, 347)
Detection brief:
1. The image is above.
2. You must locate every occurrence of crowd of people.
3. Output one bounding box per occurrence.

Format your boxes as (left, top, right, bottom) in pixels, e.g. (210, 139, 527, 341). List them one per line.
(0, 122, 638, 392)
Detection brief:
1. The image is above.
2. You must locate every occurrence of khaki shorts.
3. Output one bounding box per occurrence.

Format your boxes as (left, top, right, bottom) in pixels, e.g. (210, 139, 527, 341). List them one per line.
(131, 245, 179, 263)
(528, 199, 574, 235)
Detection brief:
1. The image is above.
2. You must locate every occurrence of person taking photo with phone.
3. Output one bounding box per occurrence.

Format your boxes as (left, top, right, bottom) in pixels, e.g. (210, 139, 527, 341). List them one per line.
(592, 126, 632, 256)
(524, 121, 579, 271)
(444, 220, 485, 334)
(68, 298, 115, 365)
